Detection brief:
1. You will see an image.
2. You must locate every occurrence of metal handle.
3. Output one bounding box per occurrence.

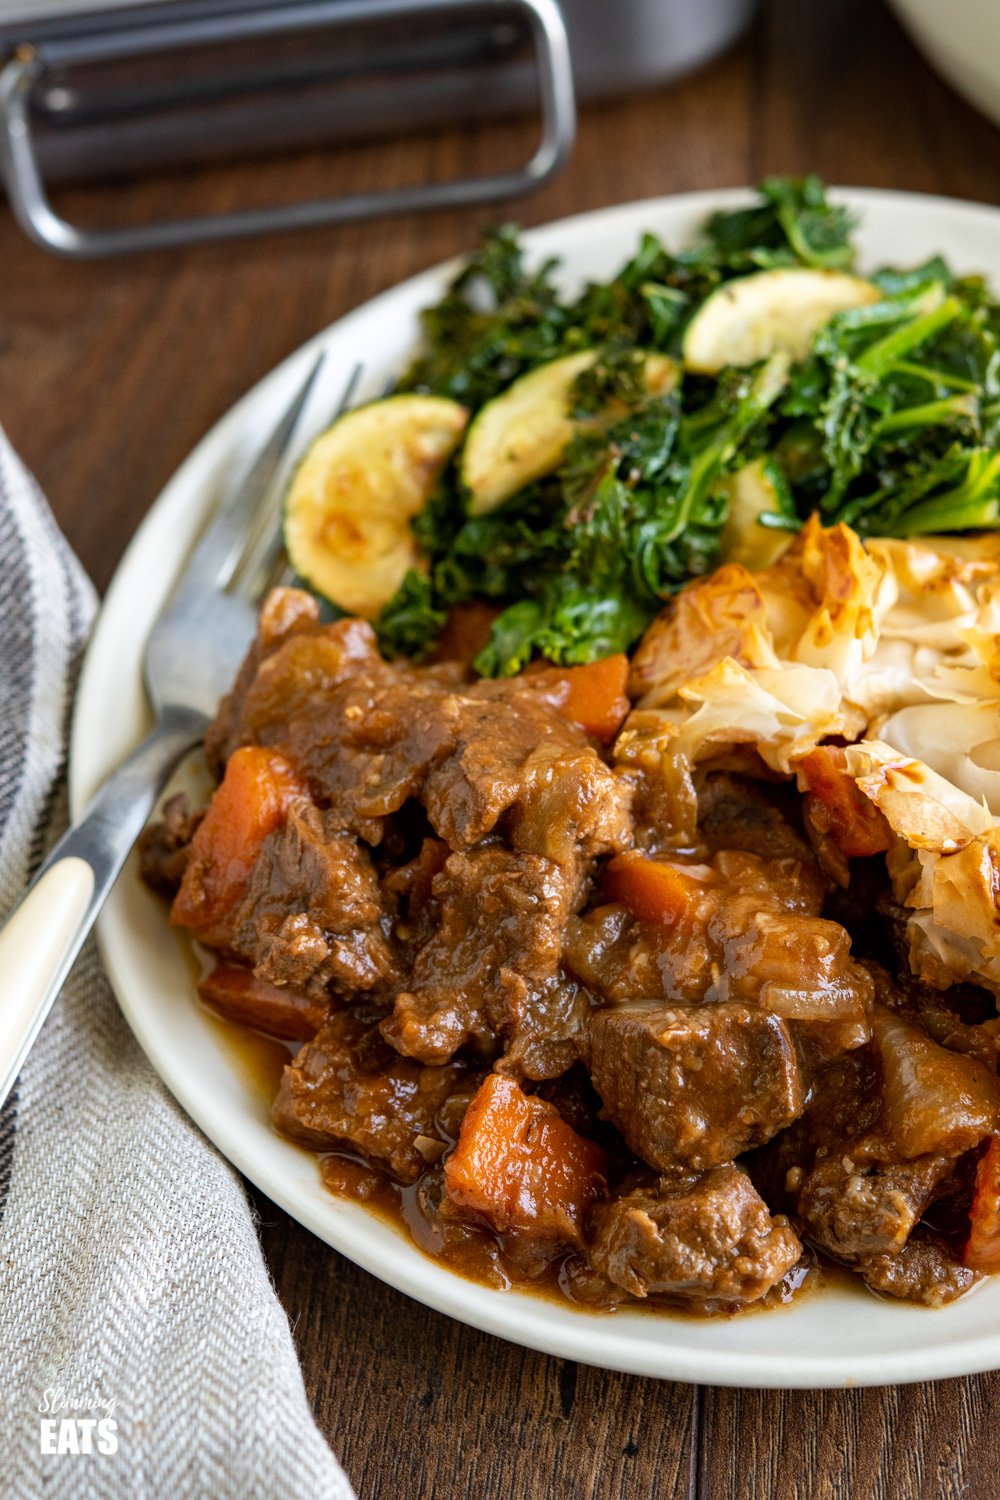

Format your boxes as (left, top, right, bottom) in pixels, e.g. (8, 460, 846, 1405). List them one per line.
(0, 0, 576, 259)
(0, 705, 204, 1107)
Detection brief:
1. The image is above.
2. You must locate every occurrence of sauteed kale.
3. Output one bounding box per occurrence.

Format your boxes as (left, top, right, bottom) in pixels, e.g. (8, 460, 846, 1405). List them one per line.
(373, 176, 1000, 674)
(401, 175, 857, 406)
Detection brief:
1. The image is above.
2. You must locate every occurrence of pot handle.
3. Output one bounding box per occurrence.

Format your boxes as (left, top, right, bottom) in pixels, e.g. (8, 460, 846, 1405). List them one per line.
(0, 0, 575, 259)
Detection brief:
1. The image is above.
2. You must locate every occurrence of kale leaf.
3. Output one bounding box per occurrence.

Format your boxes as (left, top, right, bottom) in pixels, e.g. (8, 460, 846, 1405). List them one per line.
(701, 175, 856, 271)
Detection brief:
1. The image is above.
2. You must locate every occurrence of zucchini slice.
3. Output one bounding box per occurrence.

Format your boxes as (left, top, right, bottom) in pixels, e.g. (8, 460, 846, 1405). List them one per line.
(462, 350, 677, 516)
(719, 455, 797, 571)
(683, 268, 880, 375)
(284, 393, 467, 619)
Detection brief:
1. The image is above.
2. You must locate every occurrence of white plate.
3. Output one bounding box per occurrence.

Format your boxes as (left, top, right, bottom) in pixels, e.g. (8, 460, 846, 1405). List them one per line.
(71, 187, 1000, 1388)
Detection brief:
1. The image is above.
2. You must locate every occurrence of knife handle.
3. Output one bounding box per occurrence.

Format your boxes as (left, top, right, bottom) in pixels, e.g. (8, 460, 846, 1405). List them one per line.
(0, 705, 205, 1106)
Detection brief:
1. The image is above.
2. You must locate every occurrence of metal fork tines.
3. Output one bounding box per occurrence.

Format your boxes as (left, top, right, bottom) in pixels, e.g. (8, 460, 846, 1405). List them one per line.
(0, 349, 359, 1110)
(146, 351, 349, 720)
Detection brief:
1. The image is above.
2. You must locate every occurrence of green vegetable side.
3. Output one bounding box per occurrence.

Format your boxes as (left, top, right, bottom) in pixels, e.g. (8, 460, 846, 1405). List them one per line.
(311, 176, 1000, 674)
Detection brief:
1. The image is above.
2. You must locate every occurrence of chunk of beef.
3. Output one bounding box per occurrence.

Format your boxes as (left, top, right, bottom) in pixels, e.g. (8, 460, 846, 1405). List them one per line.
(209, 608, 460, 843)
(587, 1166, 802, 1306)
(494, 977, 593, 1083)
(187, 804, 399, 998)
(420, 694, 559, 850)
(208, 607, 633, 866)
(205, 588, 341, 772)
(697, 772, 821, 874)
(747, 1044, 884, 1210)
(421, 689, 632, 860)
(250, 658, 456, 845)
(792, 1136, 954, 1261)
(199, 964, 328, 1040)
(859, 1235, 983, 1307)
(382, 846, 579, 1068)
(273, 1010, 464, 1181)
(138, 792, 200, 897)
(760, 1028, 976, 1268)
(506, 741, 634, 867)
(588, 1001, 805, 1171)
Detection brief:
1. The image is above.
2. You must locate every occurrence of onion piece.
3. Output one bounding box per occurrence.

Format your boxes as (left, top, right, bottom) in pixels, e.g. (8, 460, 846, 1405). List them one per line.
(758, 982, 868, 1022)
(873, 1008, 1000, 1159)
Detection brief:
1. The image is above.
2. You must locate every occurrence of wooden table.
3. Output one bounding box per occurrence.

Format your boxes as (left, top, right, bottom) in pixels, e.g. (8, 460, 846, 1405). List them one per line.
(3, 0, 999, 1492)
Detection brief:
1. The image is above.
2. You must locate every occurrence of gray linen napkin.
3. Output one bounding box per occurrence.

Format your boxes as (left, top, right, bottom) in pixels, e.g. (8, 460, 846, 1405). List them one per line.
(0, 428, 356, 1500)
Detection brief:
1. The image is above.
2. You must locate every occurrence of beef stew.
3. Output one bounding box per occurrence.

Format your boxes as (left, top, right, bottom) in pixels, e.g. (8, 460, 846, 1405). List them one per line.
(141, 546, 1000, 1316)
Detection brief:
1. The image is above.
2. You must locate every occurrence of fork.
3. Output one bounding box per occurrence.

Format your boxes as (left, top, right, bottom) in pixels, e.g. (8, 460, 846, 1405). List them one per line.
(0, 351, 354, 1109)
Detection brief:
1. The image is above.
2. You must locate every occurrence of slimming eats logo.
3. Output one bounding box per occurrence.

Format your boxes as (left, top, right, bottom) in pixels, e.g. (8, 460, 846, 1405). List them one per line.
(38, 1387, 118, 1456)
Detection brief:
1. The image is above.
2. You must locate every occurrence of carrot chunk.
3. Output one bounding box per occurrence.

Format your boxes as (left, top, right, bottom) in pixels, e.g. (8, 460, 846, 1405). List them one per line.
(171, 745, 303, 933)
(799, 745, 891, 858)
(966, 1137, 1000, 1272)
(603, 850, 707, 926)
(532, 654, 631, 742)
(198, 964, 327, 1041)
(443, 1074, 608, 1244)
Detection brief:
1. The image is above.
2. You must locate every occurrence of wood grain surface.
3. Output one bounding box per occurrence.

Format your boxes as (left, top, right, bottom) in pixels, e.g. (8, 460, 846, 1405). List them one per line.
(5, 0, 1000, 1494)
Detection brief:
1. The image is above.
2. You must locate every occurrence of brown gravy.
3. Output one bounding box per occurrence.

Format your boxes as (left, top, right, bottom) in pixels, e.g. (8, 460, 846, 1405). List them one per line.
(199, 988, 849, 1319)
(318, 1147, 833, 1318)
(204, 1011, 291, 1105)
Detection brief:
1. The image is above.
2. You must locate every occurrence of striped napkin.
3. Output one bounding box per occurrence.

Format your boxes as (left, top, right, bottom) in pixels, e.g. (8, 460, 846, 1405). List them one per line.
(0, 428, 355, 1500)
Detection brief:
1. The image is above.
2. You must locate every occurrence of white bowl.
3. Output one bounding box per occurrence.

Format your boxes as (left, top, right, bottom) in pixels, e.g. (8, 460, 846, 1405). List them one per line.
(889, 0, 1000, 129)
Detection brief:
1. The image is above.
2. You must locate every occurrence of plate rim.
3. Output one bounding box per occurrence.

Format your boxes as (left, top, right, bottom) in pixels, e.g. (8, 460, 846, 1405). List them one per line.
(71, 184, 1000, 1389)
